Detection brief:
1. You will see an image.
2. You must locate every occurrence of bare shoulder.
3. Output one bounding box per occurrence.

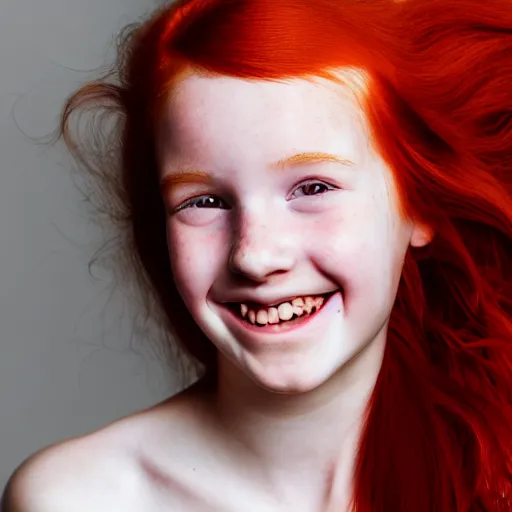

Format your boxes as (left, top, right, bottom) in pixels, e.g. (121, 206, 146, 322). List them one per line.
(1, 423, 144, 512)
(2, 384, 212, 512)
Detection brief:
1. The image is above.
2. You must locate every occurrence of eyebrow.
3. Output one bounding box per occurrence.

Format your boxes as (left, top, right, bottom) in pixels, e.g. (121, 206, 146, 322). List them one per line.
(159, 152, 355, 193)
(271, 152, 355, 170)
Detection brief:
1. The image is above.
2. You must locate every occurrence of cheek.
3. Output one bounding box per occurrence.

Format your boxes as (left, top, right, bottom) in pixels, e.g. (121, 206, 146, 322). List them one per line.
(309, 203, 410, 291)
(166, 222, 227, 303)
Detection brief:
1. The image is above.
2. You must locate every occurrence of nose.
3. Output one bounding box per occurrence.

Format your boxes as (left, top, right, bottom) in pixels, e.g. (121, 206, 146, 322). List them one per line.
(228, 209, 297, 282)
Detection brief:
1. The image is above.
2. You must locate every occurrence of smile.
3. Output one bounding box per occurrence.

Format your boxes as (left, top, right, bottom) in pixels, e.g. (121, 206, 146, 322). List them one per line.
(223, 291, 339, 334)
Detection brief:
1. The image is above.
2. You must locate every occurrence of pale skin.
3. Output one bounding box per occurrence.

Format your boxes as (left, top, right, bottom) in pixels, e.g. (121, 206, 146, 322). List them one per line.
(2, 71, 431, 512)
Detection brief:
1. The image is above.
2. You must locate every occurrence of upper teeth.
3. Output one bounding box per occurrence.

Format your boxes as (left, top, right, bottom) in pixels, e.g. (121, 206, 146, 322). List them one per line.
(240, 295, 326, 325)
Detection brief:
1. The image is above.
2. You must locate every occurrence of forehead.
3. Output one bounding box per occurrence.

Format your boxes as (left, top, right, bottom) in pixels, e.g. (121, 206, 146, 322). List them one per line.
(157, 72, 370, 170)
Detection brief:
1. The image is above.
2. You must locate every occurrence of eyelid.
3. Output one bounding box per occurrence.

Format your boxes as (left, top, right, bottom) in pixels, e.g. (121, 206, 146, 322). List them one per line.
(174, 194, 229, 213)
(288, 178, 339, 199)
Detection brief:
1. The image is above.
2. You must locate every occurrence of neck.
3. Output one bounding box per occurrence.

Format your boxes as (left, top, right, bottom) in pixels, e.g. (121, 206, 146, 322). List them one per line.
(211, 337, 385, 510)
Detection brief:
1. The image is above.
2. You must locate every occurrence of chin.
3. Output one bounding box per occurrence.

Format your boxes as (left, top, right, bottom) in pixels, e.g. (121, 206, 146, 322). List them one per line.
(253, 374, 332, 395)
(240, 349, 349, 395)
(238, 329, 387, 398)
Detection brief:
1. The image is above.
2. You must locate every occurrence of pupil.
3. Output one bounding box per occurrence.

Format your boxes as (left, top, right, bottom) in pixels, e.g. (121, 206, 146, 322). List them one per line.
(306, 184, 324, 195)
(200, 197, 217, 207)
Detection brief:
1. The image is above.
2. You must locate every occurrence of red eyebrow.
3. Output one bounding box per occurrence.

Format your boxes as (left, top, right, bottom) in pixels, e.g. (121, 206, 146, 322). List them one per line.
(159, 170, 212, 194)
(159, 152, 355, 193)
(271, 152, 355, 169)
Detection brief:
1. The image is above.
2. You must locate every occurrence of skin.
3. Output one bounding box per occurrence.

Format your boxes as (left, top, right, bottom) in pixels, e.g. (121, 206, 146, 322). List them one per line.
(2, 71, 430, 512)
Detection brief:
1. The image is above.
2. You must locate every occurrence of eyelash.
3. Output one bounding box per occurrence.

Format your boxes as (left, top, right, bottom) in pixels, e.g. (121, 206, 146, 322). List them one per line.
(176, 180, 337, 212)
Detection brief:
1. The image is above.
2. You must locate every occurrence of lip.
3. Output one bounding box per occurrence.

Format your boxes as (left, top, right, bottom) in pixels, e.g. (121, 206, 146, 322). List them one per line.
(217, 290, 343, 345)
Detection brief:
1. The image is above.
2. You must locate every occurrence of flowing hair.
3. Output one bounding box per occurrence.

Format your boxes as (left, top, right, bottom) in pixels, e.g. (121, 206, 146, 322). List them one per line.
(58, 0, 512, 509)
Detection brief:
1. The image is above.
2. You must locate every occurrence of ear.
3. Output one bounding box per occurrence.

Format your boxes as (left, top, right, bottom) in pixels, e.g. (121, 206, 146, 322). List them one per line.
(410, 222, 434, 248)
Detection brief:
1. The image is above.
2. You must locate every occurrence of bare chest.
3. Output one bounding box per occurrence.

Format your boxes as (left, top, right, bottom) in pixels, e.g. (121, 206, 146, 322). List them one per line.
(132, 455, 285, 512)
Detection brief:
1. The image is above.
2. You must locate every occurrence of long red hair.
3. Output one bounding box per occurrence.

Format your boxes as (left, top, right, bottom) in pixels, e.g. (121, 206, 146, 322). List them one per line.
(59, 0, 512, 509)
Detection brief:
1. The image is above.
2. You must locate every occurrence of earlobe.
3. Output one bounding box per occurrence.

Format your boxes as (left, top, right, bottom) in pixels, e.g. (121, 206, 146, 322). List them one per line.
(410, 223, 434, 248)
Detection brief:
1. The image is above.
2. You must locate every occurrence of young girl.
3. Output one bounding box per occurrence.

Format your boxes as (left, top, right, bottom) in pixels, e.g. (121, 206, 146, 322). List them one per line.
(3, 0, 511, 510)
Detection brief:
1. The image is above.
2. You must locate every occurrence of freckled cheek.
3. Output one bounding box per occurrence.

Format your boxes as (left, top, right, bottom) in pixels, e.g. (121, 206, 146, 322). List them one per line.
(166, 223, 229, 301)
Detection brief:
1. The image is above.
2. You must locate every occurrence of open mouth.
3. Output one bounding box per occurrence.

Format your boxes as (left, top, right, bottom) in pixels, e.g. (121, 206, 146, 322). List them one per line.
(225, 291, 337, 328)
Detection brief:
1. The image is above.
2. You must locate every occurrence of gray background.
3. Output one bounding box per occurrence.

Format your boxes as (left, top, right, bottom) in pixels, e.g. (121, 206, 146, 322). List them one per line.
(0, 0, 181, 490)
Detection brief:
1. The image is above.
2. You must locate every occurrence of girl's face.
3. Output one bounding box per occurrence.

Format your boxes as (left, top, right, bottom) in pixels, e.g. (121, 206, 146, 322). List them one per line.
(157, 73, 429, 393)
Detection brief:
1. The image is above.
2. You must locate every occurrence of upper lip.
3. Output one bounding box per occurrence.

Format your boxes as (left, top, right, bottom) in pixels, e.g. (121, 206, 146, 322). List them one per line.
(218, 290, 338, 309)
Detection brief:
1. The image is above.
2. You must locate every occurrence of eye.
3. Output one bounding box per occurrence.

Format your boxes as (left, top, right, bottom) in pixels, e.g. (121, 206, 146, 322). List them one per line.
(177, 195, 229, 212)
(290, 180, 337, 199)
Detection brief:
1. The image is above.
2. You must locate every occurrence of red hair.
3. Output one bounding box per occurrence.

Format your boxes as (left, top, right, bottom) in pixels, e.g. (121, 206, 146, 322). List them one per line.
(60, 0, 512, 509)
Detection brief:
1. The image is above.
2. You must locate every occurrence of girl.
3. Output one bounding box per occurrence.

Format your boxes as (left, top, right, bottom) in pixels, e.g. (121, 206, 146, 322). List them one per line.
(3, 0, 511, 510)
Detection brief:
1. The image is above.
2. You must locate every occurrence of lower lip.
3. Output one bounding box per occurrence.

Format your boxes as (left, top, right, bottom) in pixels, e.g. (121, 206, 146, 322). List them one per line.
(220, 291, 342, 337)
